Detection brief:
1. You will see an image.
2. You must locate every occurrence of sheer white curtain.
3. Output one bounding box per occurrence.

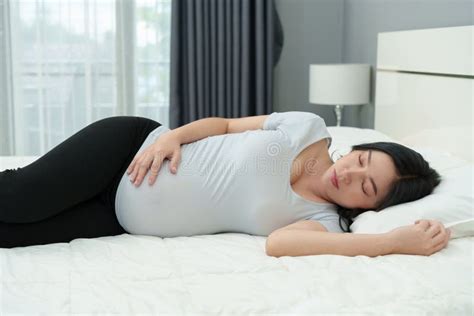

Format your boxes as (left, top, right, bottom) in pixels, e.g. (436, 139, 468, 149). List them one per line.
(0, 0, 171, 156)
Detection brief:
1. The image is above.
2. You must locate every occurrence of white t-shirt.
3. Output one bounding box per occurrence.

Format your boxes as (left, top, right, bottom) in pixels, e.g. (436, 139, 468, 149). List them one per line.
(115, 111, 348, 237)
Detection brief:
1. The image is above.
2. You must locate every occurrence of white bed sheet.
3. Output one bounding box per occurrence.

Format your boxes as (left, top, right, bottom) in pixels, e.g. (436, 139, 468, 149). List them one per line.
(1, 151, 473, 315)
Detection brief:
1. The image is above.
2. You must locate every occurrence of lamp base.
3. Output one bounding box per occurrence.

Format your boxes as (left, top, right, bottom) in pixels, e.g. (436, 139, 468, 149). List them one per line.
(334, 104, 343, 127)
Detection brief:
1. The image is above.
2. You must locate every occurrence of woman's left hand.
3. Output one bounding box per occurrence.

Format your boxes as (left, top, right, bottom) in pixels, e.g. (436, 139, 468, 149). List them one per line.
(127, 132, 182, 187)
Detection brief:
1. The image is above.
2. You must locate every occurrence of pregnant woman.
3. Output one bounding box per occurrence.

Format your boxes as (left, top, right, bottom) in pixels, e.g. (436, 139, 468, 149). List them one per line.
(0, 112, 451, 256)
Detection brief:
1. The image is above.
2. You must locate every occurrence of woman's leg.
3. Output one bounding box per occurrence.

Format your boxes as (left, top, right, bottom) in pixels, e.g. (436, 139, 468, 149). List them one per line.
(0, 196, 124, 248)
(0, 116, 161, 224)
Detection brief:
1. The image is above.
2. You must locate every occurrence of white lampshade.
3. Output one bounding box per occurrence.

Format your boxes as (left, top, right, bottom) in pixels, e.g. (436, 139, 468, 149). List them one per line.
(309, 64, 371, 105)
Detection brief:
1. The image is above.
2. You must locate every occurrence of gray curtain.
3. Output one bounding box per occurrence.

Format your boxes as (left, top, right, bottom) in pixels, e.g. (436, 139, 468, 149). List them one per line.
(169, 0, 284, 129)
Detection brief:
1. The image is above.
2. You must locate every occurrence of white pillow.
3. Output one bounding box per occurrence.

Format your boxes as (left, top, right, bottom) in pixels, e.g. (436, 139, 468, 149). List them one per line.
(327, 127, 474, 239)
(350, 164, 474, 239)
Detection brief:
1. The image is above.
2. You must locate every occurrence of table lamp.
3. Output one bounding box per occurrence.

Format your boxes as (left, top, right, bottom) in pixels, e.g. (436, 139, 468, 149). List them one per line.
(309, 64, 371, 126)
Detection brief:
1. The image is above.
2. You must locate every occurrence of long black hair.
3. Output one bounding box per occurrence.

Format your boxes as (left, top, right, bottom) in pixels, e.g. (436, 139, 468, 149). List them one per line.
(332, 142, 442, 232)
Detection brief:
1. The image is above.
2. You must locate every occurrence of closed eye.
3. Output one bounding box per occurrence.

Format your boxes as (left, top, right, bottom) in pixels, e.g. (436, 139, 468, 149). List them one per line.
(359, 154, 367, 195)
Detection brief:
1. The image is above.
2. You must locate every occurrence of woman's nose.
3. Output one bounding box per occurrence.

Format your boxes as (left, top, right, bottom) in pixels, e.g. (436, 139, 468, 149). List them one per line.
(340, 167, 365, 184)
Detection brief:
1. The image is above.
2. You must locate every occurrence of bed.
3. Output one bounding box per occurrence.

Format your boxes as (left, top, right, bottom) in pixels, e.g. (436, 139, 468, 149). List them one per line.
(1, 25, 473, 314)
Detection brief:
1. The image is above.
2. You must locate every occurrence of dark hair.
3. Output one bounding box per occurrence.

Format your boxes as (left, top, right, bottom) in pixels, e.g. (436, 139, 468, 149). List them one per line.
(332, 142, 442, 233)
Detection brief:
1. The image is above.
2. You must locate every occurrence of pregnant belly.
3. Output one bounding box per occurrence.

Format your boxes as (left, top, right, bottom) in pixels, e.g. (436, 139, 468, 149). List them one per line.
(114, 172, 222, 237)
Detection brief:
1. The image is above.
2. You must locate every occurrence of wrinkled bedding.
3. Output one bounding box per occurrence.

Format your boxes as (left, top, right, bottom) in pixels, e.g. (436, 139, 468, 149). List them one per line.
(1, 156, 473, 315)
(1, 233, 472, 314)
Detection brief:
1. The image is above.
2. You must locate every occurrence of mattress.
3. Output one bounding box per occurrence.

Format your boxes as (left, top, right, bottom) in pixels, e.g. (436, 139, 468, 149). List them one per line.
(1, 153, 473, 315)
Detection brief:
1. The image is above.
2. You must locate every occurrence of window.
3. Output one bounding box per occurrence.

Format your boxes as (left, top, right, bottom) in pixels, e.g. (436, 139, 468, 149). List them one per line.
(2, 0, 171, 155)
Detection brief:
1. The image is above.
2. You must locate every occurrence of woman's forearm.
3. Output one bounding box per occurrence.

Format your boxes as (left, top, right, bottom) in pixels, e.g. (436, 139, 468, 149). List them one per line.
(168, 117, 228, 145)
(266, 229, 394, 258)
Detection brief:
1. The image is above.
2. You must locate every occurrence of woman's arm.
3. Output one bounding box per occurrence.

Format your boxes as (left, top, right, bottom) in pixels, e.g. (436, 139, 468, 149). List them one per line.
(127, 115, 269, 186)
(169, 115, 269, 145)
(266, 229, 393, 258)
(170, 118, 228, 145)
(266, 219, 451, 258)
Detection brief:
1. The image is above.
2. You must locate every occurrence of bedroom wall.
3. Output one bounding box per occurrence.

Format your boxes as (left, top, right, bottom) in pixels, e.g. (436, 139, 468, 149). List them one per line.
(272, 0, 345, 125)
(274, 0, 474, 128)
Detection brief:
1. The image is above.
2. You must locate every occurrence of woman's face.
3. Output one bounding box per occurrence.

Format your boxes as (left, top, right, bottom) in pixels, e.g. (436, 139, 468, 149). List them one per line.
(323, 149, 399, 209)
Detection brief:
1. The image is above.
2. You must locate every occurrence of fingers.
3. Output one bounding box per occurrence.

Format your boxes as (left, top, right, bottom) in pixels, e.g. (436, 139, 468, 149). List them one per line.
(128, 157, 140, 183)
(415, 219, 430, 232)
(134, 158, 153, 187)
(424, 219, 450, 252)
(169, 150, 181, 174)
(148, 150, 180, 185)
(427, 222, 442, 238)
(127, 153, 140, 175)
(432, 226, 450, 245)
(128, 146, 181, 187)
(127, 160, 135, 175)
(128, 155, 142, 183)
(415, 219, 451, 256)
(148, 154, 164, 186)
(427, 219, 446, 238)
(433, 229, 451, 252)
(130, 152, 157, 187)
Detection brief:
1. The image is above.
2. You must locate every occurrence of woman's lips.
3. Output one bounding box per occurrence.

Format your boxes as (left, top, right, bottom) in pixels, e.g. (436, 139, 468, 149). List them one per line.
(332, 169, 339, 189)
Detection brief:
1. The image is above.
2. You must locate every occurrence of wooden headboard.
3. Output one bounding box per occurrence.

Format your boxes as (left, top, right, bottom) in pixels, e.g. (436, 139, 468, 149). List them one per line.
(374, 25, 473, 162)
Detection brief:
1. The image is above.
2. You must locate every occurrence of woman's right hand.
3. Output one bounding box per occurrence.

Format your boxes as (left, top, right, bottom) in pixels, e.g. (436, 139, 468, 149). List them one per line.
(127, 132, 182, 187)
(387, 219, 451, 256)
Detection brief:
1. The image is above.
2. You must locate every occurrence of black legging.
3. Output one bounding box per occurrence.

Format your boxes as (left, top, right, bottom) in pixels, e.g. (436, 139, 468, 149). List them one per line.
(0, 116, 161, 248)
